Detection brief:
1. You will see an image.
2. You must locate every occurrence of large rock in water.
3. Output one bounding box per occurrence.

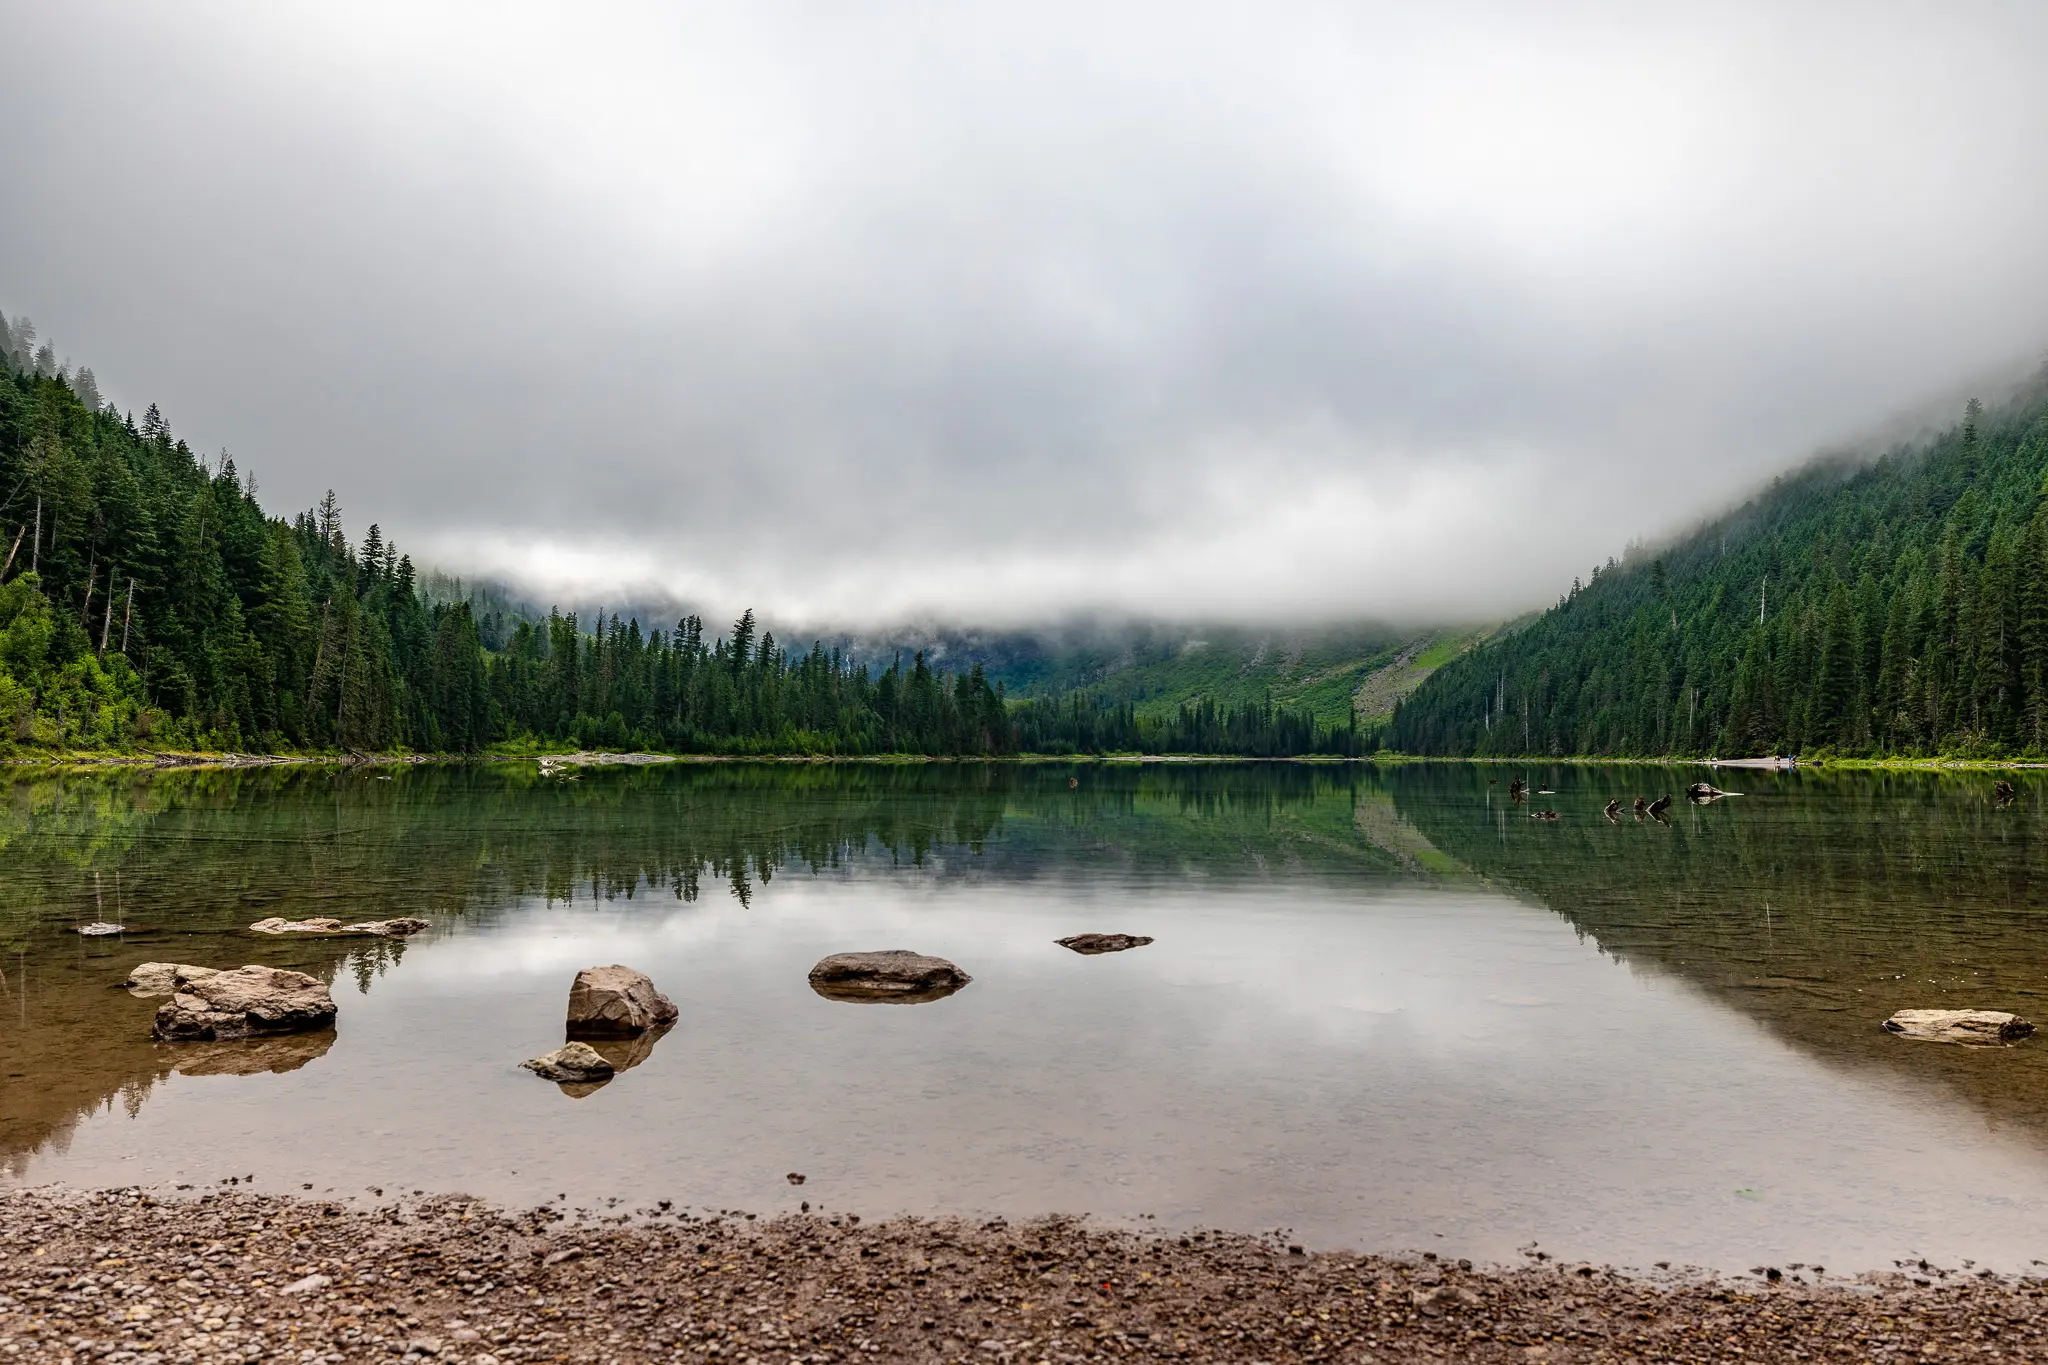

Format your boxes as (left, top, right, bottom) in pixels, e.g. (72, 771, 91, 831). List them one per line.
(808, 950, 971, 1003)
(1883, 1009, 2034, 1045)
(565, 965, 679, 1037)
(1056, 933, 1155, 955)
(123, 962, 220, 997)
(152, 965, 338, 1041)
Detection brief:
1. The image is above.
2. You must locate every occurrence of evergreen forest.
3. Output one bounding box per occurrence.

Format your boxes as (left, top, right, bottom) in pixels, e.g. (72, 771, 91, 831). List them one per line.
(0, 315, 1351, 757)
(1389, 372, 2048, 758)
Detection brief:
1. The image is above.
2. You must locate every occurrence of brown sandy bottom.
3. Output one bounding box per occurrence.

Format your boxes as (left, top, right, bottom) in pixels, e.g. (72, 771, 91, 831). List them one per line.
(2, 1190, 2045, 1364)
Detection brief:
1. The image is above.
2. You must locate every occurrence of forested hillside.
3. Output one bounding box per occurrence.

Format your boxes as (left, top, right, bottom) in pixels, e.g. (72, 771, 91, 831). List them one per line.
(978, 624, 1419, 725)
(0, 315, 1352, 756)
(1388, 373, 2048, 758)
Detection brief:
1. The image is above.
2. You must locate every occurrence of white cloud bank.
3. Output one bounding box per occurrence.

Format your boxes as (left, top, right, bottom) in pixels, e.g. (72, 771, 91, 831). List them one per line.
(3, 1, 2045, 626)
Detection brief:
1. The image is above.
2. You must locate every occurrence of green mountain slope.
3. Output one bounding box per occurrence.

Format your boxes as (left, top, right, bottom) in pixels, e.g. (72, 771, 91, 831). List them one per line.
(1020, 625, 1405, 726)
(1389, 373, 2048, 759)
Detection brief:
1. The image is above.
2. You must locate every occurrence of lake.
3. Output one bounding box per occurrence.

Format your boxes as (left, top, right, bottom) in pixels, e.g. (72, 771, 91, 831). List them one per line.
(4, 760, 2048, 1273)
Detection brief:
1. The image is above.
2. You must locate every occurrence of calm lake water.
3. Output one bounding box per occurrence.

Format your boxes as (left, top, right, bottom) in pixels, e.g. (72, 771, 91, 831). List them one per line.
(5, 760, 2048, 1272)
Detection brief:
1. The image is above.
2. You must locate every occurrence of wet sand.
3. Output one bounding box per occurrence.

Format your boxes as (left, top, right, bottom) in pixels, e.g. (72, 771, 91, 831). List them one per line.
(4, 1188, 2045, 1364)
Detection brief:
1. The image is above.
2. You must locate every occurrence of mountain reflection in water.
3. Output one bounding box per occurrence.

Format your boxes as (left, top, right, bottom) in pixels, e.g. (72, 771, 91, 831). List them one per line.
(3, 761, 2048, 1270)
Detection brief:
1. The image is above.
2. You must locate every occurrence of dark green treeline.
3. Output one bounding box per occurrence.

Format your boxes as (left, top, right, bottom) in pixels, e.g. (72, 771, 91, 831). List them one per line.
(1390, 377, 2048, 758)
(0, 316, 1342, 756)
(1010, 691, 1362, 756)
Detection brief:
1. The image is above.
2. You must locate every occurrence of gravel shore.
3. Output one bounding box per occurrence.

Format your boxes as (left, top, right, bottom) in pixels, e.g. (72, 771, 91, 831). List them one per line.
(3, 1187, 2045, 1364)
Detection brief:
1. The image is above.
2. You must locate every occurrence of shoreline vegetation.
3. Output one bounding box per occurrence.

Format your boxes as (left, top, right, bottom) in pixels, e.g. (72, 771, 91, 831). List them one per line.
(4, 1188, 2043, 1365)
(10, 747, 2048, 773)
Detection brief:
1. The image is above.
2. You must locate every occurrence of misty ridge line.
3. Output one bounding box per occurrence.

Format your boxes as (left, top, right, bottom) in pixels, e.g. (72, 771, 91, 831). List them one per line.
(13, 304, 2042, 648)
(11, 2, 2048, 624)
(14, 300, 2048, 771)
(0, 314, 1373, 757)
(1393, 370, 2048, 761)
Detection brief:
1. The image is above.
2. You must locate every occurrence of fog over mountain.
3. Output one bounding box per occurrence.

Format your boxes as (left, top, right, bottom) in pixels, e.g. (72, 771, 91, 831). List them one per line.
(4, 1, 2047, 628)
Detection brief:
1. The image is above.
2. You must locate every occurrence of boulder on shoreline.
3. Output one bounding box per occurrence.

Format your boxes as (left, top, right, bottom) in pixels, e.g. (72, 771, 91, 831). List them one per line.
(249, 916, 429, 937)
(1056, 933, 1155, 955)
(1883, 1009, 2034, 1045)
(808, 950, 971, 1003)
(522, 1041, 616, 1083)
(123, 962, 221, 997)
(565, 965, 679, 1037)
(152, 965, 338, 1041)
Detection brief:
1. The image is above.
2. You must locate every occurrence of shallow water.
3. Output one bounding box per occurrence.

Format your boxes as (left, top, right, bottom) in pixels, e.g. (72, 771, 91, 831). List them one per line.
(5, 761, 2048, 1271)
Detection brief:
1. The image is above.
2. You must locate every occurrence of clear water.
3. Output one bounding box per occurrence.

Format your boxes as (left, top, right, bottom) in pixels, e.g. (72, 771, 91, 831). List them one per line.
(5, 761, 2048, 1272)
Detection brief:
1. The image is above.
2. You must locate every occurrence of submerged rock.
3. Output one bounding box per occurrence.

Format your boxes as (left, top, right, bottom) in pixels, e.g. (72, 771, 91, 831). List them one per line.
(343, 917, 430, 936)
(123, 962, 221, 997)
(1056, 934, 1155, 955)
(249, 916, 429, 937)
(808, 950, 971, 1003)
(565, 965, 680, 1037)
(522, 1041, 616, 1083)
(75, 922, 126, 936)
(152, 965, 338, 1041)
(1883, 1009, 2034, 1045)
(249, 916, 346, 934)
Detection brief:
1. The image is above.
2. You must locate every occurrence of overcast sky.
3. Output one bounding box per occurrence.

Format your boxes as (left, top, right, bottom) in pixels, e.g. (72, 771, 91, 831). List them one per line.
(4, 1, 2047, 628)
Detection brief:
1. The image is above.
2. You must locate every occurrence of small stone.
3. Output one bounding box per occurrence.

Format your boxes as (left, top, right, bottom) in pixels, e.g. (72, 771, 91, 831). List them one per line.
(339, 917, 431, 937)
(787, 1172, 807, 1185)
(280, 1273, 330, 1295)
(248, 916, 427, 937)
(1883, 1009, 2034, 1044)
(1055, 934, 1155, 955)
(808, 950, 972, 1002)
(522, 1043, 615, 1083)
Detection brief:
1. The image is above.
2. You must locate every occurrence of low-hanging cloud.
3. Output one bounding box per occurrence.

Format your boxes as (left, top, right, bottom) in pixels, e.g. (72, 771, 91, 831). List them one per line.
(4, 0, 2047, 628)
